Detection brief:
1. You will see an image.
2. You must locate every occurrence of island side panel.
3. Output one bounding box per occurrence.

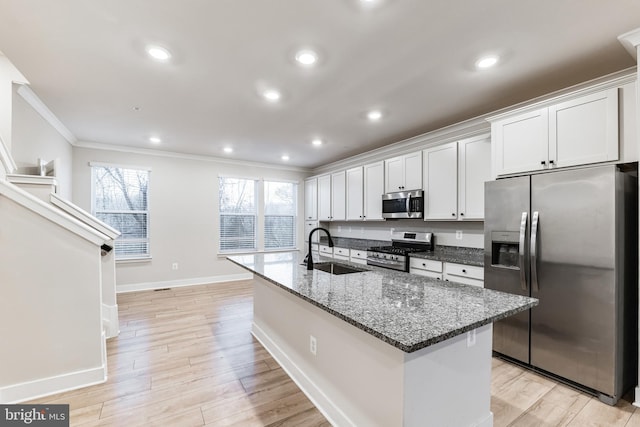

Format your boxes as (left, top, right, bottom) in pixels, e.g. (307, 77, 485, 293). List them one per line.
(252, 276, 406, 427)
(403, 324, 493, 427)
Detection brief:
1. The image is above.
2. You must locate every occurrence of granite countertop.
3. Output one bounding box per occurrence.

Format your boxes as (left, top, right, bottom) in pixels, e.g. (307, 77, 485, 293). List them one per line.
(227, 252, 537, 353)
(410, 246, 484, 267)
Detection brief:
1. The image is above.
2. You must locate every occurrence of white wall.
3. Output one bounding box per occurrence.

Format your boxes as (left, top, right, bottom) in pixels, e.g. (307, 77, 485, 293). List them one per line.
(11, 84, 73, 199)
(0, 193, 105, 402)
(72, 146, 309, 290)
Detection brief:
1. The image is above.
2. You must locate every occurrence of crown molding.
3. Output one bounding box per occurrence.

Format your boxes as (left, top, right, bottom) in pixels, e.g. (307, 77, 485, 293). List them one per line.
(619, 27, 640, 60)
(16, 84, 77, 144)
(312, 67, 637, 175)
(74, 140, 311, 173)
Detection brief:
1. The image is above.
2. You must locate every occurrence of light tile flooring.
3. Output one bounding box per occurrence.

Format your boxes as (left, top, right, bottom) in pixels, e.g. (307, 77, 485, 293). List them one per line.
(29, 281, 640, 426)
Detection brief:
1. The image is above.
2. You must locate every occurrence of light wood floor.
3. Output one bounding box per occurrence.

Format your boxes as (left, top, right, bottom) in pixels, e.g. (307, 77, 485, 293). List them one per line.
(29, 281, 640, 426)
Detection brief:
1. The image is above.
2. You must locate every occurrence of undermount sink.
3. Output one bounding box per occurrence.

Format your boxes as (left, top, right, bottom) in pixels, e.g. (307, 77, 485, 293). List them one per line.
(312, 262, 367, 275)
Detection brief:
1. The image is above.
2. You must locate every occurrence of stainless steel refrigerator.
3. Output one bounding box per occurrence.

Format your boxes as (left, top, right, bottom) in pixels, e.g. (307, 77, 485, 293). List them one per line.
(484, 164, 637, 405)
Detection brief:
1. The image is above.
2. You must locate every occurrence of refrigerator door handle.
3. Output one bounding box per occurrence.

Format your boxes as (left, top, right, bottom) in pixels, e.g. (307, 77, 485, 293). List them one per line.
(519, 211, 528, 291)
(531, 211, 540, 292)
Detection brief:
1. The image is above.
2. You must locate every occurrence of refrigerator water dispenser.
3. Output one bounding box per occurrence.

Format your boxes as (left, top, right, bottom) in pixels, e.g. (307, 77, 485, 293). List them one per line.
(490, 231, 520, 269)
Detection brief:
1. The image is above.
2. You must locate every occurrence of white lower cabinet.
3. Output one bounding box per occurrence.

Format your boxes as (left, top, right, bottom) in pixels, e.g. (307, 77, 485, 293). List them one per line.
(319, 245, 333, 257)
(350, 249, 368, 265)
(443, 263, 484, 287)
(333, 247, 350, 261)
(410, 258, 484, 287)
(409, 258, 443, 280)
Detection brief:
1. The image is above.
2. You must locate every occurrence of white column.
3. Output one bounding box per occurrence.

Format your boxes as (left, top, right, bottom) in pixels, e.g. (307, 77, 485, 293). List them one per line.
(0, 54, 29, 152)
(618, 27, 640, 408)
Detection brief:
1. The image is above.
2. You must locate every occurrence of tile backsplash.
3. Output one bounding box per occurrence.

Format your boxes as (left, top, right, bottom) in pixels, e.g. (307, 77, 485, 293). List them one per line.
(326, 219, 484, 249)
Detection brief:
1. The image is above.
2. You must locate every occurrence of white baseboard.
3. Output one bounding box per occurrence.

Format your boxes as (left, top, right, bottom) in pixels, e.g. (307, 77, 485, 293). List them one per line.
(116, 273, 253, 293)
(252, 322, 352, 427)
(634, 386, 640, 407)
(102, 303, 119, 339)
(0, 366, 106, 404)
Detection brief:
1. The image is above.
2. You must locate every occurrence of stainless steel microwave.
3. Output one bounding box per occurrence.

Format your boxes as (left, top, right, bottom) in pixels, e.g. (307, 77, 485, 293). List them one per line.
(382, 190, 424, 219)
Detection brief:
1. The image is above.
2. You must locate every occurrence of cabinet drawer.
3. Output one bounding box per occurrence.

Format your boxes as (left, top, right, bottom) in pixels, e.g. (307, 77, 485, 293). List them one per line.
(444, 275, 484, 288)
(350, 249, 368, 260)
(319, 245, 333, 256)
(409, 257, 443, 273)
(410, 268, 443, 280)
(333, 247, 350, 257)
(444, 263, 484, 280)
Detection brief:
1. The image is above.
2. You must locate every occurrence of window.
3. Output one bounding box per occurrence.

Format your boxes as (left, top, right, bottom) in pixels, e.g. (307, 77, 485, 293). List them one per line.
(264, 181, 296, 249)
(218, 177, 297, 252)
(92, 165, 150, 259)
(219, 177, 257, 251)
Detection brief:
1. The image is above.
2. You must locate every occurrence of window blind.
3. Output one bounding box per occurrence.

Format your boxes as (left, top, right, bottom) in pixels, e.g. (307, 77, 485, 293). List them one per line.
(219, 177, 257, 251)
(264, 181, 296, 249)
(92, 166, 150, 259)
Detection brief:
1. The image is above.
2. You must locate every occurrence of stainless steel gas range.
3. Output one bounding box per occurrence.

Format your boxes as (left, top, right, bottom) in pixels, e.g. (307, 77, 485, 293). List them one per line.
(367, 231, 434, 272)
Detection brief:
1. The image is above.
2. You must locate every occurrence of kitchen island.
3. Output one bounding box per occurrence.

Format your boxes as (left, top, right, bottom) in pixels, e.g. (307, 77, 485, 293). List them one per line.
(228, 252, 537, 427)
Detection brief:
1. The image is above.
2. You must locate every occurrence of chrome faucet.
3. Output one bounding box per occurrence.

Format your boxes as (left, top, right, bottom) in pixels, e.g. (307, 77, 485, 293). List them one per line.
(306, 227, 334, 270)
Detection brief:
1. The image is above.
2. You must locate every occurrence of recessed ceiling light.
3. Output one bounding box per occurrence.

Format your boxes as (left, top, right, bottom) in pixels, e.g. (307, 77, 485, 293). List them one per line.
(149, 136, 161, 144)
(312, 138, 323, 147)
(295, 50, 318, 66)
(476, 55, 499, 69)
(146, 45, 171, 61)
(367, 110, 383, 121)
(281, 155, 290, 161)
(223, 147, 233, 153)
(263, 89, 281, 102)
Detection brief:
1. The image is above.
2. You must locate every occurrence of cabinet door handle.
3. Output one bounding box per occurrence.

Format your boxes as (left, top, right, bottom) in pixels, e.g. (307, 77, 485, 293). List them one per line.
(422, 263, 426, 267)
(549, 160, 555, 165)
(462, 269, 467, 273)
(541, 160, 547, 165)
(451, 213, 456, 216)
(460, 213, 464, 216)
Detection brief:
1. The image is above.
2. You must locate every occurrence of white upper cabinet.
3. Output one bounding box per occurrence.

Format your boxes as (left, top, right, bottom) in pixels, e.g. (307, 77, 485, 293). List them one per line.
(345, 162, 384, 221)
(331, 171, 346, 221)
(549, 88, 619, 168)
(317, 174, 332, 221)
(458, 135, 491, 220)
(304, 178, 317, 220)
(493, 108, 549, 175)
(492, 88, 619, 176)
(363, 161, 384, 221)
(384, 151, 422, 192)
(423, 135, 491, 221)
(424, 142, 457, 220)
(346, 167, 364, 220)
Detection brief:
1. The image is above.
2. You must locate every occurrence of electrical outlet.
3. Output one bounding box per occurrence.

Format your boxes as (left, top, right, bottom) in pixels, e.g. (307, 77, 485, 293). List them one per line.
(467, 330, 476, 347)
(172, 263, 179, 270)
(309, 335, 317, 356)
(456, 230, 463, 240)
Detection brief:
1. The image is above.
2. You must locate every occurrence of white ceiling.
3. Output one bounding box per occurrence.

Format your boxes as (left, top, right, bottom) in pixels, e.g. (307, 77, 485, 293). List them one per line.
(0, 1, 638, 169)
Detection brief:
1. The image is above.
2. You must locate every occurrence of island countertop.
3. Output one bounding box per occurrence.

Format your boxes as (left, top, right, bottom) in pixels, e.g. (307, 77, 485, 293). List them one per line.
(227, 252, 537, 353)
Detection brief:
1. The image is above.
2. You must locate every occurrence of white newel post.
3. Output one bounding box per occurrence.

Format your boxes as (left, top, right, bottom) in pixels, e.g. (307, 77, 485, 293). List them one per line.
(618, 27, 640, 407)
